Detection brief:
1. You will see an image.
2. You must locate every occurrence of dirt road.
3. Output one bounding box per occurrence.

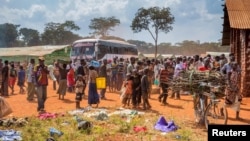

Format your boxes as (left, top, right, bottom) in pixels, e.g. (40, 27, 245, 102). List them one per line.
(3, 79, 250, 126)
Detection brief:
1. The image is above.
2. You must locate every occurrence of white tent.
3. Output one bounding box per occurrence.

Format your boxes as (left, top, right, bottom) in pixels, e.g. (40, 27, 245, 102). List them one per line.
(0, 45, 68, 57)
(206, 52, 230, 58)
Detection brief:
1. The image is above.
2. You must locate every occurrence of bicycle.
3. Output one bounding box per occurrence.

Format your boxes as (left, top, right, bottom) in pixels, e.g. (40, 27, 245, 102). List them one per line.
(193, 82, 228, 128)
(203, 85, 228, 130)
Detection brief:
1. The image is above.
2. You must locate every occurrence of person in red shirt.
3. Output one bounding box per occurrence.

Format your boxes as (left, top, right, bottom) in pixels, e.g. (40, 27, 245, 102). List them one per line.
(198, 58, 210, 71)
(67, 66, 75, 93)
(34, 56, 49, 113)
(158, 62, 171, 105)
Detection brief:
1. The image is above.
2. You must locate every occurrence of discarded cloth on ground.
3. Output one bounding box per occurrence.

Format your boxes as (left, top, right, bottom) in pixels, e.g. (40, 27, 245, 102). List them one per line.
(38, 112, 64, 120)
(83, 108, 108, 120)
(108, 108, 144, 117)
(95, 111, 108, 121)
(0, 117, 28, 127)
(74, 116, 92, 130)
(68, 109, 85, 115)
(133, 126, 147, 132)
(49, 127, 63, 137)
(154, 116, 178, 132)
(0, 129, 22, 141)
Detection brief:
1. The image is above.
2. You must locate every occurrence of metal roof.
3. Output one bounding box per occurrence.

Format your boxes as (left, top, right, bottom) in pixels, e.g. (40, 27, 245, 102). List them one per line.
(226, 0, 250, 29)
(221, 0, 250, 45)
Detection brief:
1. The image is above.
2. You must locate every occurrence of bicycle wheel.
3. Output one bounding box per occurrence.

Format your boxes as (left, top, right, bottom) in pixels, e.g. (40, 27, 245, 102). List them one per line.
(194, 95, 205, 125)
(204, 102, 228, 129)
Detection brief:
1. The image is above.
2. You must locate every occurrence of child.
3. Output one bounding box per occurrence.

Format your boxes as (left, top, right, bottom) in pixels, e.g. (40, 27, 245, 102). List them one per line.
(122, 73, 133, 108)
(141, 68, 151, 110)
(9, 63, 17, 94)
(75, 75, 85, 109)
(57, 63, 67, 100)
(17, 65, 26, 94)
(67, 66, 75, 93)
(158, 62, 171, 105)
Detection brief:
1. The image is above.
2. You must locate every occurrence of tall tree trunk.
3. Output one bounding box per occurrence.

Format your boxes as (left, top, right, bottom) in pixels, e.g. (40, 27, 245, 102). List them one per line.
(155, 40, 158, 59)
(154, 29, 158, 59)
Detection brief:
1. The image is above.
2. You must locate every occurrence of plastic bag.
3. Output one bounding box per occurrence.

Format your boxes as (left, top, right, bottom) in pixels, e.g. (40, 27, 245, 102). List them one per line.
(154, 79, 159, 86)
(0, 96, 13, 118)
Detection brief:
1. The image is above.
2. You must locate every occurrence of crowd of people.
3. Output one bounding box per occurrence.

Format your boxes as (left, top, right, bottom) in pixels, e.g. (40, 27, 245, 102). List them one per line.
(0, 53, 243, 119)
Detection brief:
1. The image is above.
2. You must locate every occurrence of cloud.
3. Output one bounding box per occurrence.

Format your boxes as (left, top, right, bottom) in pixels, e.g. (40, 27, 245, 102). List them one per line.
(0, 4, 47, 23)
(0, 0, 224, 44)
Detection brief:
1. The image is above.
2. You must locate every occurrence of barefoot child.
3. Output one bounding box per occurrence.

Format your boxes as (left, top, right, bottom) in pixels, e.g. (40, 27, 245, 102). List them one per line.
(9, 63, 17, 94)
(75, 75, 85, 109)
(17, 65, 26, 94)
(122, 73, 133, 108)
(67, 66, 75, 93)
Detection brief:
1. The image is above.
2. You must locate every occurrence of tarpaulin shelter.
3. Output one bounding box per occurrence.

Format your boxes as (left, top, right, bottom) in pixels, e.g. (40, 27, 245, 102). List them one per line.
(0, 45, 68, 63)
(0, 45, 68, 57)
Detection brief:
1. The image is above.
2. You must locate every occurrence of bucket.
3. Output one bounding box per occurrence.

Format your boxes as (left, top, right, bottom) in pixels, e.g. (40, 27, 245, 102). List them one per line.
(96, 77, 106, 89)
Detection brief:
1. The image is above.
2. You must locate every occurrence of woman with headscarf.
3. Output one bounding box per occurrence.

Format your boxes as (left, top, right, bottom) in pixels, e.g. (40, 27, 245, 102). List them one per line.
(224, 62, 242, 120)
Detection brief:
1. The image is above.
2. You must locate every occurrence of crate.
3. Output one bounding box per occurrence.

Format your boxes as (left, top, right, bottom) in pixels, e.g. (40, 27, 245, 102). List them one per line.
(96, 77, 106, 89)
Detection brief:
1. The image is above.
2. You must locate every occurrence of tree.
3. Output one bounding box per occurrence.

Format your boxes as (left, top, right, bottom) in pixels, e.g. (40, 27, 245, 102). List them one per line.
(41, 20, 80, 45)
(89, 16, 120, 37)
(0, 23, 20, 47)
(19, 28, 40, 46)
(131, 7, 175, 58)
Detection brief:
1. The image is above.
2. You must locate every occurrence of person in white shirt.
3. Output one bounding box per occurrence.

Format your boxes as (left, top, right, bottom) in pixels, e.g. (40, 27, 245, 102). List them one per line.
(26, 59, 36, 101)
(170, 57, 183, 99)
(153, 60, 164, 86)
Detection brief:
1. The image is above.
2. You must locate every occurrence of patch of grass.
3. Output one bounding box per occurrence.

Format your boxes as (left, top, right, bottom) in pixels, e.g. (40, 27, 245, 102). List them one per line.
(0, 108, 207, 141)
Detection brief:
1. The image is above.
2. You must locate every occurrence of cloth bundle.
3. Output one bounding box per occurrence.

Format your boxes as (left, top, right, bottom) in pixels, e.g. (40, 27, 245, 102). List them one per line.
(0, 129, 22, 141)
(154, 116, 178, 132)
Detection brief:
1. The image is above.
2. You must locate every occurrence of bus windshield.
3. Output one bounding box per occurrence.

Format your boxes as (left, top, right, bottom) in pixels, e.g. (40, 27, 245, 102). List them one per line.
(71, 42, 95, 56)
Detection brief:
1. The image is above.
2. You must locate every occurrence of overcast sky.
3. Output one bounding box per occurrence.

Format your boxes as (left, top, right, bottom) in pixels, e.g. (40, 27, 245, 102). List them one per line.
(0, 0, 224, 45)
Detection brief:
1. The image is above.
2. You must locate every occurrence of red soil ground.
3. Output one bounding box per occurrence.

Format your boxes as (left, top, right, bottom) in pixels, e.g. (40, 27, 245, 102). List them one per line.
(2, 79, 250, 125)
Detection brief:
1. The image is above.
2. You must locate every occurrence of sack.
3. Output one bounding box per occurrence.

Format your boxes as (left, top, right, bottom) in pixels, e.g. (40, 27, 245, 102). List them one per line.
(0, 96, 13, 118)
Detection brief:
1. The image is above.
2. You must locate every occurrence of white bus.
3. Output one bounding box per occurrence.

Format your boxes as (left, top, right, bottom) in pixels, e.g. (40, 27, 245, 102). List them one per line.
(70, 38, 138, 61)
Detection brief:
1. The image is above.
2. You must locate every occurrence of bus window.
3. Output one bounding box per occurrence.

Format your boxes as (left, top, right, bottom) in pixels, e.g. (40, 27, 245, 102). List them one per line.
(99, 45, 106, 53)
(109, 46, 112, 53)
(124, 48, 128, 54)
(73, 47, 80, 56)
(118, 47, 122, 54)
(80, 47, 84, 54)
(113, 47, 118, 54)
(132, 48, 138, 55)
(84, 47, 94, 55)
(128, 48, 137, 55)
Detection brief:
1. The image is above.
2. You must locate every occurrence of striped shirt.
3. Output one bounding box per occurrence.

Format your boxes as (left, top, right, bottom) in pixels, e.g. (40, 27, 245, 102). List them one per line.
(160, 69, 170, 84)
(117, 62, 124, 74)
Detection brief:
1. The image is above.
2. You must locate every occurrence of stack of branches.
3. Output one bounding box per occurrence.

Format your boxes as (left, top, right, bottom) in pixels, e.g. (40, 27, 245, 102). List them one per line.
(168, 70, 227, 97)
